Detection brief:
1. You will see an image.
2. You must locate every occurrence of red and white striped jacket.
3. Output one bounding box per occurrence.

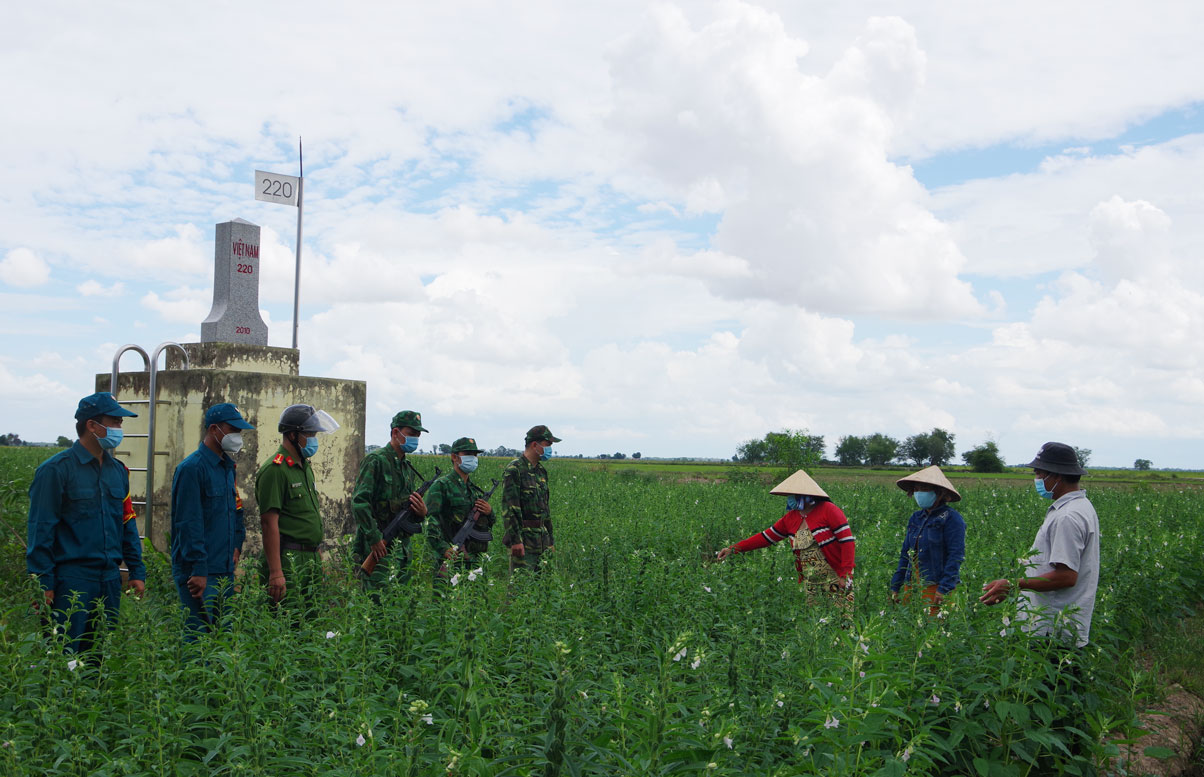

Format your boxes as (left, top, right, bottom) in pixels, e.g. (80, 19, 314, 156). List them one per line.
(732, 501, 855, 579)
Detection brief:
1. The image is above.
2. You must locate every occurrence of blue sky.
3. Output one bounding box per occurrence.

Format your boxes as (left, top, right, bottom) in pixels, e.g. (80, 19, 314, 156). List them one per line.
(3, 2, 1204, 469)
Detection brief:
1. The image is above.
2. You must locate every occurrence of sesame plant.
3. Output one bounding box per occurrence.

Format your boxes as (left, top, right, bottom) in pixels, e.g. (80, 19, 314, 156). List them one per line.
(0, 451, 1200, 775)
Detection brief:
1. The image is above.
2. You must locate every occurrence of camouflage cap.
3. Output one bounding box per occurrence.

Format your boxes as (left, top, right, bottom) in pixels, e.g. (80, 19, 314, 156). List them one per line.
(451, 436, 483, 454)
(525, 425, 561, 443)
(390, 410, 428, 433)
(75, 392, 138, 421)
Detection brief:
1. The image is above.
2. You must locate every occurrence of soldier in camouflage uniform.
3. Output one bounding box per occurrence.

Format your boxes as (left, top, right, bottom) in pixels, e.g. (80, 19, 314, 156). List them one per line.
(425, 436, 495, 580)
(502, 425, 560, 573)
(351, 410, 429, 590)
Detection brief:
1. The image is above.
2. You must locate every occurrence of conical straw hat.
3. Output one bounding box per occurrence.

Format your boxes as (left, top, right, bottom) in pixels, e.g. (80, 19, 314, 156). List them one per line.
(895, 465, 961, 502)
(769, 469, 829, 499)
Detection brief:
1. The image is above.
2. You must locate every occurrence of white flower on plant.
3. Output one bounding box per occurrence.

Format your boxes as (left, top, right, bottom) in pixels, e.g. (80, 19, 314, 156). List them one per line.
(901, 745, 913, 762)
(1002, 615, 1010, 626)
(954, 701, 962, 712)
(703, 585, 711, 593)
(984, 700, 990, 709)
(691, 657, 701, 670)
(421, 713, 433, 725)
(777, 700, 784, 708)
(930, 694, 940, 705)
(859, 671, 865, 678)
(673, 647, 687, 662)
(325, 631, 338, 639)
(356, 733, 366, 747)
(818, 617, 828, 624)
(468, 568, 482, 581)
(66, 659, 79, 672)
(450, 573, 461, 586)
(723, 736, 733, 749)
(823, 715, 839, 729)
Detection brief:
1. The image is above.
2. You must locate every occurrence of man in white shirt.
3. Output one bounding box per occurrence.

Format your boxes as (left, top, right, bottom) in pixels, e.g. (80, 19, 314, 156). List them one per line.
(980, 442, 1100, 647)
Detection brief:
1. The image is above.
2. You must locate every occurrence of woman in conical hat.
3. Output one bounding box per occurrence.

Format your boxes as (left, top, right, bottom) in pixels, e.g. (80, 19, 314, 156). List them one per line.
(888, 465, 966, 614)
(717, 470, 855, 601)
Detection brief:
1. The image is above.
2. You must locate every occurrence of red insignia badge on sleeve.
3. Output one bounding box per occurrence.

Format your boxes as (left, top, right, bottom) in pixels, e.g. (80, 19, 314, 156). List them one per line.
(234, 487, 243, 511)
(122, 491, 136, 523)
(273, 453, 284, 465)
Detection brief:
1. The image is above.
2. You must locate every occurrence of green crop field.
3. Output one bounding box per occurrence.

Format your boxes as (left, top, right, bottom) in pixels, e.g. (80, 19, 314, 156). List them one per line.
(1, 446, 1201, 775)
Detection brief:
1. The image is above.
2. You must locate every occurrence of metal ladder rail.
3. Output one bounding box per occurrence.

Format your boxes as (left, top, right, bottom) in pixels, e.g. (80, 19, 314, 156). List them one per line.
(143, 342, 189, 544)
(109, 345, 152, 543)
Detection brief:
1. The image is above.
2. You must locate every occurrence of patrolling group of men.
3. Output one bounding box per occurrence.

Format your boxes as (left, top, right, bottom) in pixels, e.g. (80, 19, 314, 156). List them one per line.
(25, 392, 559, 649)
(27, 391, 1098, 661)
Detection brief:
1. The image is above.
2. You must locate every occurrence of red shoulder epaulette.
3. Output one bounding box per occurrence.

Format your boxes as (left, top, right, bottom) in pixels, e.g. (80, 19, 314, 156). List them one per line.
(273, 453, 284, 465)
(285, 456, 296, 467)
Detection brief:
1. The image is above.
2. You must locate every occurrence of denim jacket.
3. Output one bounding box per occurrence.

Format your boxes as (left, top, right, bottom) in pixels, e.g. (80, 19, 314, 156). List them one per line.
(889, 505, 966, 594)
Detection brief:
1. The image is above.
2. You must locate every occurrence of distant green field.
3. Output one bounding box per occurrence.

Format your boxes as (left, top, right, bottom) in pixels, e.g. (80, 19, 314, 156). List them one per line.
(539, 455, 1204, 489)
(2, 444, 1203, 774)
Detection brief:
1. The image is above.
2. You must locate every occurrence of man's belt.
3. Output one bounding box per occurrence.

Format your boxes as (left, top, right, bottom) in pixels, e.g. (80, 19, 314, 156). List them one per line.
(521, 520, 546, 529)
(281, 538, 319, 552)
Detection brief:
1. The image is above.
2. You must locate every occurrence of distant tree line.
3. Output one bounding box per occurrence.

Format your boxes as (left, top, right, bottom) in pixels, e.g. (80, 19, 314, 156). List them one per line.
(733, 429, 826, 470)
(735, 428, 1113, 473)
(835, 428, 958, 467)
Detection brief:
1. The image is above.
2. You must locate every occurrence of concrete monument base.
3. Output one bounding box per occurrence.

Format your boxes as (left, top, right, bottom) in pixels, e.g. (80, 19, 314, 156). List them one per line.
(99, 342, 365, 556)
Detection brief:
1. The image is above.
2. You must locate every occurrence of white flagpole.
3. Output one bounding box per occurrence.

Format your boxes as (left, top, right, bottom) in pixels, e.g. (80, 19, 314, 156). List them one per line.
(292, 137, 303, 350)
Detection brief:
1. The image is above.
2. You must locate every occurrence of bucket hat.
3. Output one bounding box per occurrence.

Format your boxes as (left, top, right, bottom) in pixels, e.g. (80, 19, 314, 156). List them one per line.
(1027, 442, 1087, 476)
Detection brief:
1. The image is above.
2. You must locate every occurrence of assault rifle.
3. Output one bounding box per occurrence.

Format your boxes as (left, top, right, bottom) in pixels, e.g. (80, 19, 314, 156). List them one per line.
(449, 478, 501, 553)
(357, 467, 441, 580)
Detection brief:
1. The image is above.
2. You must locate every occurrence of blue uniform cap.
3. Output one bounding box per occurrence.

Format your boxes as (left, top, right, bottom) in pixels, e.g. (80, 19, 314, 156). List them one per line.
(74, 392, 138, 421)
(204, 403, 255, 430)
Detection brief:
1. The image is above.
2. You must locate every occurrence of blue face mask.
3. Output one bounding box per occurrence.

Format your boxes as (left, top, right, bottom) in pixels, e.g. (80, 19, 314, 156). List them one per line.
(459, 455, 478, 473)
(401, 436, 419, 454)
(786, 495, 810, 511)
(302, 436, 319, 458)
(1034, 475, 1055, 500)
(96, 425, 123, 450)
(913, 490, 938, 509)
(540, 445, 552, 461)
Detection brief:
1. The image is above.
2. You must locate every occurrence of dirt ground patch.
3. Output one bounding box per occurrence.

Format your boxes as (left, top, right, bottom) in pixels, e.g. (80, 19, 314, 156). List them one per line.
(1111, 685, 1204, 776)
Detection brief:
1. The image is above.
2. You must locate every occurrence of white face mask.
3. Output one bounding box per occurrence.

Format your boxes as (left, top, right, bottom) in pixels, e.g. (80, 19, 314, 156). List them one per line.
(220, 430, 244, 455)
(459, 455, 479, 473)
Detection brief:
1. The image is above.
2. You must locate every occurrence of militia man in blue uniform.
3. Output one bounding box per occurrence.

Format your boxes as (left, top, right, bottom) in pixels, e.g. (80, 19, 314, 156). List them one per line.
(26, 392, 146, 653)
(170, 403, 255, 639)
